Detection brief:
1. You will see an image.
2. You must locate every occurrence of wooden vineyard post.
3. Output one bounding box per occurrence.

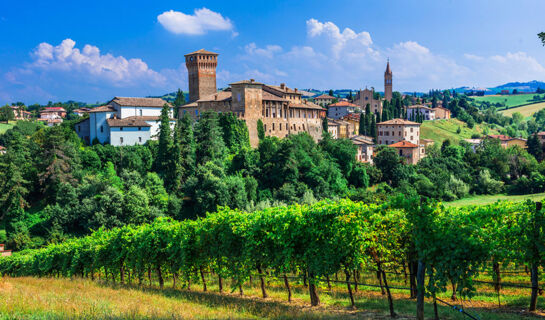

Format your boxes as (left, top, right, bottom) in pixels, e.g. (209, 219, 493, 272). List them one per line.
(345, 268, 355, 309)
(283, 274, 292, 302)
(416, 260, 426, 320)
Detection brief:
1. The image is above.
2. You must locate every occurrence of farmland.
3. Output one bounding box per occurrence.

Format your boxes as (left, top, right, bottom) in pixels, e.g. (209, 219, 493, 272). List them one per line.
(445, 192, 545, 207)
(499, 101, 545, 118)
(470, 93, 543, 108)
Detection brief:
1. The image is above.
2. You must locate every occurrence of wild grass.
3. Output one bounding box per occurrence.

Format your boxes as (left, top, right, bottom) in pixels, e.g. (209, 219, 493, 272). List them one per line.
(499, 102, 545, 118)
(420, 119, 500, 145)
(0, 122, 14, 135)
(471, 94, 541, 108)
(0, 273, 542, 319)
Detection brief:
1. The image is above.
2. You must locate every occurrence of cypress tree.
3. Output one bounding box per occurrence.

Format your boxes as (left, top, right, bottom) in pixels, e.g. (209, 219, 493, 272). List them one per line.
(179, 113, 196, 182)
(194, 111, 227, 165)
(370, 115, 377, 141)
(257, 119, 265, 140)
(358, 113, 365, 135)
(155, 103, 173, 181)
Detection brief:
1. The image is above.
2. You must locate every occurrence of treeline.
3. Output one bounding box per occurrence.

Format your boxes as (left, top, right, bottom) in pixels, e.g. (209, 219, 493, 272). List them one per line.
(1, 198, 543, 316)
(0, 109, 369, 250)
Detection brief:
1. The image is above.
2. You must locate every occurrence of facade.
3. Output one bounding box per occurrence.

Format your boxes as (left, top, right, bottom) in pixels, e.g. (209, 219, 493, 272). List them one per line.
(38, 107, 66, 126)
(407, 105, 436, 121)
(377, 118, 421, 146)
(353, 88, 382, 115)
(432, 106, 451, 119)
(351, 135, 374, 163)
(314, 94, 335, 106)
(185, 49, 218, 103)
(341, 113, 360, 135)
(484, 135, 527, 149)
(384, 60, 393, 102)
(328, 101, 358, 119)
(10, 106, 31, 120)
(73, 108, 91, 116)
(506, 137, 527, 149)
(76, 97, 175, 146)
(464, 138, 482, 152)
(420, 139, 435, 148)
(389, 140, 421, 165)
(327, 120, 338, 139)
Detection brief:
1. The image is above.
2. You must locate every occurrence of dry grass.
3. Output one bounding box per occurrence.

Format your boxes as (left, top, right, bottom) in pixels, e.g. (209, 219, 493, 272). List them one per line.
(0, 275, 541, 319)
(500, 102, 545, 118)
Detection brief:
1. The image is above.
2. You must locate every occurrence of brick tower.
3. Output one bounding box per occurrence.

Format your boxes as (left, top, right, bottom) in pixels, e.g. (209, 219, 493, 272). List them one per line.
(384, 59, 393, 102)
(185, 49, 218, 102)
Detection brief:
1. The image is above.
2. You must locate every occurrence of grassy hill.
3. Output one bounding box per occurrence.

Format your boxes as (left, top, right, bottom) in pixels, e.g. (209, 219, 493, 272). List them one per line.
(499, 101, 545, 118)
(420, 119, 500, 145)
(0, 122, 15, 134)
(470, 93, 544, 109)
(445, 192, 545, 207)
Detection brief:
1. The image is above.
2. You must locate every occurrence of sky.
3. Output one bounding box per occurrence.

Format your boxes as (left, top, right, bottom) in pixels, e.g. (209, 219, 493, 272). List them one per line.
(1, 0, 545, 105)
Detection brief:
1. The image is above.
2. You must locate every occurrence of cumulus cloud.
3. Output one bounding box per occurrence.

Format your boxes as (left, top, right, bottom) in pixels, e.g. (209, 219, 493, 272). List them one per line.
(1, 39, 186, 104)
(157, 8, 234, 36)
(244, 43, 282, 59)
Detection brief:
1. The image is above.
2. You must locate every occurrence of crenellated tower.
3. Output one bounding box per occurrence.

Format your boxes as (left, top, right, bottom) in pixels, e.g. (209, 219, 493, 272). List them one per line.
(185, 49, 218, 102)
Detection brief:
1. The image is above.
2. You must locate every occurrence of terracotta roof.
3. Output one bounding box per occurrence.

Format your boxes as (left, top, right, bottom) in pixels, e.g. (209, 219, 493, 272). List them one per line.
(180, 102, 198, 108)
(267, 84, 301, 95)
(377, 118, 420, 126)
(289, 101, 326, 110)
(88, 105, 117, 113)
(486, 134, 511, 141)
(230, 79, 264, 86)
(0, 146, 5, 150)
(342, 113, 361, 121)
(197, 91, 233, 102)
(508, 137, 527, 142)
(44, 107, 66, 111)
(537, 132, 545, 136)
(110, 97, 171, 108)
(407, 105, 433, 110)
(329, 101, 359, 107)
(351, 135, 374, 145)
(185, 49, 218, 56)
(389, 140, 418, 148)
(314, 94, 336, 100)
(262, 91, 287, 102)
(107, 117, 151, 127)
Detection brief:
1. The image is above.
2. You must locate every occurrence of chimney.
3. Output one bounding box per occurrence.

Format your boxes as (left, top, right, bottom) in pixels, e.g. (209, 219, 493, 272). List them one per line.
(280, 83, 286, 89)
(295, 88, 298, 93)
(250, 79, 255, 83)
(215, 94, 218, 101)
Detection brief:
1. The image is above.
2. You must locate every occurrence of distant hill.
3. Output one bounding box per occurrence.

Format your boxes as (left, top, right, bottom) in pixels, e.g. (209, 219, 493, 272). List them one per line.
(493, 80, 545, 93)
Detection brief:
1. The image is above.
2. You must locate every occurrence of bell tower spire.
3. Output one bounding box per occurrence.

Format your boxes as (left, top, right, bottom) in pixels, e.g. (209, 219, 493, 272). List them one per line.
(384, 59, 392, 102)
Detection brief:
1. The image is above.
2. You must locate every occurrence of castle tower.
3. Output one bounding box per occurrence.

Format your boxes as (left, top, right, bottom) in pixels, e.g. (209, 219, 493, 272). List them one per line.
(185, 49, 218, 102)
(384, 59, 393, 102)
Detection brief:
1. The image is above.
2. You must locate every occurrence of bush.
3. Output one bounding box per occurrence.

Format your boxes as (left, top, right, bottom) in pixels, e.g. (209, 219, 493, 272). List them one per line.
(475, 169, 504, 194)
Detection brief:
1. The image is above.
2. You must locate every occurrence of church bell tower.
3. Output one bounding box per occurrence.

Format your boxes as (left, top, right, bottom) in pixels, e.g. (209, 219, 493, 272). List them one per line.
(185, 49, 218, 103)
(384, 59, 393, 102)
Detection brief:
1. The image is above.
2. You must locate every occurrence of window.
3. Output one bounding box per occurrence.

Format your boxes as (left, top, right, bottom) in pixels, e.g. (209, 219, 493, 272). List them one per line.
(138, 127, 141, 131)
(264, 124, 267, 131)
(272, 123, 275, 130)
(279, 123, 282, 131)
(410, 136, 413, 140)
(410, 127, 414, 132)
(120, 127, 123, 131)
(399, 150, 403, 156)
(120, 137, 124, 144)
(139, 109, 143, 116)
(100, 126, 103, 133)
(139, 137, 142, 143)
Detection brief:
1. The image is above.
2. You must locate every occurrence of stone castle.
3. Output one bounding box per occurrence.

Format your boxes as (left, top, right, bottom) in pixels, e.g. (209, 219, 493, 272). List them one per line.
(180, 49, 326, 147)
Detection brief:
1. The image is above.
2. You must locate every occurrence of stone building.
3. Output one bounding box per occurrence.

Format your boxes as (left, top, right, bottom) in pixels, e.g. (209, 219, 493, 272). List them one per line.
(328, 101, 358, 119)
(384, 60, 392, 102)
(432, 106, 451, 119)
(377, 118, 421, 146)
(179, 50, 326, 147)
(388, 140, 422, 165)
(185, 49, 218, 102)
(350, 135, 375, 163)
(314, 94, 336, 106)
(353, 88, 382, 115)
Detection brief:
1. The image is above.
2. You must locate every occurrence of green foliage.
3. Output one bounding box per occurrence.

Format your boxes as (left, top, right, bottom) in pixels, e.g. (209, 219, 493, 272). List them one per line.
(257, 119, 265, 141)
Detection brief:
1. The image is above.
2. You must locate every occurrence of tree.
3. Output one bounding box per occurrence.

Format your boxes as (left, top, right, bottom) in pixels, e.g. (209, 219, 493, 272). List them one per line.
(527, 133, 543, 161)
(328, 89, 334, 97)
(373, 146, 402, 185)
(257, 119, 265, 141)
(219, 112, 250, 153)
(194, 111, 227, 166)
(178, 113, 196, 183)
(0, 105, 15, 122)
(155, 103, 175, 189)
(174, 89, 185, 107)
(358, 113, 365, 135)
(370, 115, 377, 141)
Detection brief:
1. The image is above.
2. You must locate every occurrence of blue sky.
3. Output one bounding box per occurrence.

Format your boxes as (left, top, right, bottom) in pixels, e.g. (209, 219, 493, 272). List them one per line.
(1, 0, 545, 104)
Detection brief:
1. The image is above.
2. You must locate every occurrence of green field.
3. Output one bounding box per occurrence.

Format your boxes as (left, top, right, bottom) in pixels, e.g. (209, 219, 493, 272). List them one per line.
(0, 276, 539, 319)
(420, 119, 500, 145)
(471, 93, 543, 108)
(499, 101, 545, 118)
(445, 192, 545, 207)
(0, 122, 14, 134)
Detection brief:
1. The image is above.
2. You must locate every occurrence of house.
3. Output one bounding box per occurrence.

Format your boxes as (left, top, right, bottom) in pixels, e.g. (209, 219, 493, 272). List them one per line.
(0, 244, 11, 257)
(407, 105, 436, 121)
(341, 113, 360, 135)
(38, 107, 66, 126)
(432, 106, 451, 119)
(537, 132, 545, 144)
(10, 106, 31, 120)
(314, 94, 336, 107)
(73, 107, 91, 116)
(485, 134, 527, 149)
(463, 138, 482, 152)
(75, 97, 175, 146)
(327, 120, 338, 139)
(351, 135, 374, 163)
(389, 140, 422, 165)
(420, 139, 435, 148)
(328, 101, 359, 119)
(377, 118, 421, 146)
(505, 137, 527, 149)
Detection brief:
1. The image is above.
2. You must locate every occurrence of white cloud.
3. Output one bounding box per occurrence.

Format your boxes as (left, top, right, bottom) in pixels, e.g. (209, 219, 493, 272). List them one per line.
(244, 43, 282, 59)
(157, 8, 234, 36)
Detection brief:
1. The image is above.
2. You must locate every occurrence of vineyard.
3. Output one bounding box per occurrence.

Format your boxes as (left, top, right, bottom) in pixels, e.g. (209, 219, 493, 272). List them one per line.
(0, 197, 544, 319)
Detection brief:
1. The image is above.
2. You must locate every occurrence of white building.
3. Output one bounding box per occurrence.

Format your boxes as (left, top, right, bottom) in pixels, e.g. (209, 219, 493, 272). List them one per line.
(328, 101, 359, 119)
(76, 97, 175, 146)
(407, 105, 435, 121)
(350, 135, 375, 164)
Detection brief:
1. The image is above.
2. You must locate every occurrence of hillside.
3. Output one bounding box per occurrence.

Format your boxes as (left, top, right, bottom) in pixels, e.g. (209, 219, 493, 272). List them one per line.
(500, 101, 545, 118)
(0, 122, 14, 134)
(420, 119, 500, 145)
(470, 93, 544, 108)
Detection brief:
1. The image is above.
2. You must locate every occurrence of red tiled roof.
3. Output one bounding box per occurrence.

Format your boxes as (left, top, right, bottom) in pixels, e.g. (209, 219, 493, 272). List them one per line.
(389, 140, 418, 148)
(314, 94, 336, 100)
(486, 134, 511, 141)
(88, 105, 117, 113)
(329, 101, 359, 107)
(44, 107, 66, 111)
(185, 49, 218, 56)
(110, 97, 171, 108)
